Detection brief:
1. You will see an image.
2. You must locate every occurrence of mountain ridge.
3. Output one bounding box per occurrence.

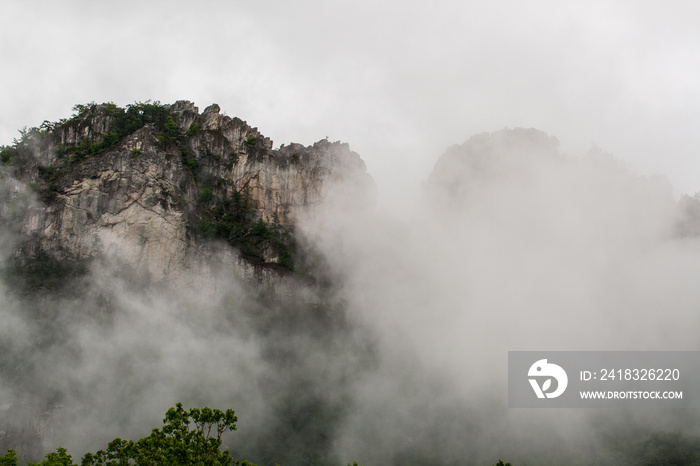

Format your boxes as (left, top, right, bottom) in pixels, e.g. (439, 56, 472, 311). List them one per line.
(0, 101, 373, 286)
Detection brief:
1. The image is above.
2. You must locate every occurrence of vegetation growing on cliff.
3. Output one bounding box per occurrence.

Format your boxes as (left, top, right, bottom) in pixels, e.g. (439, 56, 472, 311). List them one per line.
(1, 248, 91, 295)
(0, 101, 187, 171)
(0, 101, 297, 272)
(194, 186, 296, 271)
(0, 102, 179, 201)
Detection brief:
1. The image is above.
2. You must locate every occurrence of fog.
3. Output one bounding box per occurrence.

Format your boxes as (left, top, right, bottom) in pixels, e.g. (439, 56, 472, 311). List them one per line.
(2, 1, 700, 463)
(305, 128, 700, 463)
(3, 127, 699, 464)
(2, 1, 700, 212)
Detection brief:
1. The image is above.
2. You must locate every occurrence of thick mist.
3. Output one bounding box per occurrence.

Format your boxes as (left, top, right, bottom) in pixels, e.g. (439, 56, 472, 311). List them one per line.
(0, 164, 373, 464)
(303, 129, 700, 464)
(2, 128, 700, 465)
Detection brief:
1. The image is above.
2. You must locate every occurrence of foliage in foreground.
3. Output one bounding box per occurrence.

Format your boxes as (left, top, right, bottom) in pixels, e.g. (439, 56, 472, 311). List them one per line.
(4, 422, 700, 465)
(0, 403, 370, 465)
(0, 404, 255, 466)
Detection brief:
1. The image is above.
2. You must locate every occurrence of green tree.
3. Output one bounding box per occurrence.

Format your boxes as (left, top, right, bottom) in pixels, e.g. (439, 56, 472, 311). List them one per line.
(28, 447, 75, 466)
(199, 187, 215, 204)
(0, 450, 18, 466)
(81, 403, 255, 466)
(187, 123, 202, 136)
(159, 116, 178, 148)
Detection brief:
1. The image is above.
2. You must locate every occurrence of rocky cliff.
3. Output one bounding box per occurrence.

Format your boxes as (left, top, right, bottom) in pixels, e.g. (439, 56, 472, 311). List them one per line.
(0, 101, 372, 285)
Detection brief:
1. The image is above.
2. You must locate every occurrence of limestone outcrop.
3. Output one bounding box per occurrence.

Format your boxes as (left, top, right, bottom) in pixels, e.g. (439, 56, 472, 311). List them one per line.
(2, 101, 373, 283)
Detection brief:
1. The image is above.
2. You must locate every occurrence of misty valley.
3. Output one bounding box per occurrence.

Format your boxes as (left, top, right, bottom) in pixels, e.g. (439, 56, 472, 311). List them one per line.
(1, 102, 700, 465)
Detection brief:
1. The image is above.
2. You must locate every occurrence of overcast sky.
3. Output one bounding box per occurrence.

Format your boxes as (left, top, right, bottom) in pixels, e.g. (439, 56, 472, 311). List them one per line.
(2, 0, 699, 211)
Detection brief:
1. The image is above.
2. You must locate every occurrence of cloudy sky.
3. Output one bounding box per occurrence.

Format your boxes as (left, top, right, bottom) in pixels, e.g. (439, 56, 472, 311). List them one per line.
(2, 0, 699, 210)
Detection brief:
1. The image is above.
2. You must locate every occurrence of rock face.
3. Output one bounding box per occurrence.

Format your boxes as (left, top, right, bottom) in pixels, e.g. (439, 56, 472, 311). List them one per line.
(3, 101, 372, 283)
